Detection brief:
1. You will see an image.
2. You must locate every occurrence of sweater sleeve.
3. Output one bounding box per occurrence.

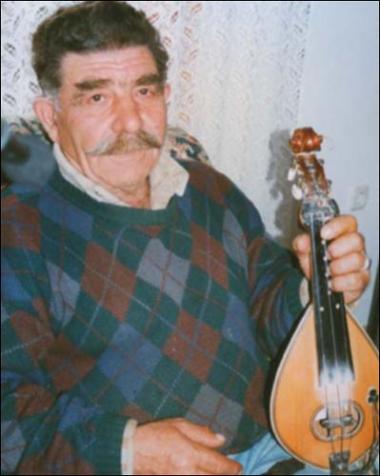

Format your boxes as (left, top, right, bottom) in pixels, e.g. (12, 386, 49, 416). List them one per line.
(222, 178, 307, 361)
(1, 194, 128, 475)
(247, 221, 306, 359)
(214, 169, 306, 361)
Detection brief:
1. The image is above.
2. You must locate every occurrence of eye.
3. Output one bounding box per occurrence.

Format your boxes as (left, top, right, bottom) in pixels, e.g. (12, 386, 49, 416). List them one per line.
(137, 84, 162, 98)
(91, 94, 104, 103)
(138, 87, 151, 97)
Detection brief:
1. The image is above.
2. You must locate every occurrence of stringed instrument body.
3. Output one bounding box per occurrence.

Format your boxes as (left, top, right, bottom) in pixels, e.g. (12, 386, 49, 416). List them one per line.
(270, 128, 379, 473)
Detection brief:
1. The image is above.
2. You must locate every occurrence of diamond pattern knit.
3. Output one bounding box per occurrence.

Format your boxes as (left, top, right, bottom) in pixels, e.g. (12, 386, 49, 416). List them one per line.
(1, 159, 304, 475)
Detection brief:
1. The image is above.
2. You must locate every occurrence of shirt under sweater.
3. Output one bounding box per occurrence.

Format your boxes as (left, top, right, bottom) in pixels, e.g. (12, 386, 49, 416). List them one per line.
(1, 159, 304, 475)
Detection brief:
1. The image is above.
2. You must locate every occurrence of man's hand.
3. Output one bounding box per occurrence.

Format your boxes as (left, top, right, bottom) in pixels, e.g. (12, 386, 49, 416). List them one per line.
(292, 215, 370, 304)
(132, 418, 242, 475)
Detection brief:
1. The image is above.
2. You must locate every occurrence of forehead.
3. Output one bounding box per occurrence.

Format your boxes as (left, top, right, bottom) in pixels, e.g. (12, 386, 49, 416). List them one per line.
(60, 46, 158, 87)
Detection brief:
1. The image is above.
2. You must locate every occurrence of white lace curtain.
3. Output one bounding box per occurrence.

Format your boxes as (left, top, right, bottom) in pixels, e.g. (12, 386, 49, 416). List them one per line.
(1, 1, 311, 242)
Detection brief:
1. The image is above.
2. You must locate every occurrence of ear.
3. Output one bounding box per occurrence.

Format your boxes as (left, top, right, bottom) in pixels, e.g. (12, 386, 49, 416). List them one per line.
(33, 97, 60, 143)
(164, 83, 171, 102)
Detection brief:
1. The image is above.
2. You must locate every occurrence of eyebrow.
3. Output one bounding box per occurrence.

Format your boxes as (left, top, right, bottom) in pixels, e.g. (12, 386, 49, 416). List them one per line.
(74, 78, 112, 91)
(74, 74, 163, 92)
(135, 74, 162, 87)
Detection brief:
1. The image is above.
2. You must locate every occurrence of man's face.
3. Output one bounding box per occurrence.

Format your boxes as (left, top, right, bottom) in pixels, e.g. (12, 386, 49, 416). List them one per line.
(35, 46, 170, 198)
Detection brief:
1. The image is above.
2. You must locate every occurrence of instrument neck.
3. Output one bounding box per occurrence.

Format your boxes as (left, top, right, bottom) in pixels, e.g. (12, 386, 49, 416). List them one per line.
(309, 220, 354, 386)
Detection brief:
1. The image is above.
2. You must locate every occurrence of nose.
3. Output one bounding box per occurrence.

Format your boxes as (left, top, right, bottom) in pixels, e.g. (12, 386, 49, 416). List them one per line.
(111, 94, 143, 135)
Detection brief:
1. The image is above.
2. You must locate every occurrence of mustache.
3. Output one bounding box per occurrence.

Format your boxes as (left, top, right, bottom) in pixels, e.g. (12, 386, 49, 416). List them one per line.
(86, 131, 162, 156)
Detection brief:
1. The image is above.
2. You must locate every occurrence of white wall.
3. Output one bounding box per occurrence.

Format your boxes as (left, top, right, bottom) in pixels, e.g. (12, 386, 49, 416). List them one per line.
(298, 1, 379, 325)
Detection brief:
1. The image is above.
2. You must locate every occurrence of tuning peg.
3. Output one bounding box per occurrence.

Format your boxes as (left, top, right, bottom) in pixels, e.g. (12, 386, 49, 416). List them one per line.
(319, 159, 325, 165)
(292, 184, 303, 200)
(287, 168, 297, 181)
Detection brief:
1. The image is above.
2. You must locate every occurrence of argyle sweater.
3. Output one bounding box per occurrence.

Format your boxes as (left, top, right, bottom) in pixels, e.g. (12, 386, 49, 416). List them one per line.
(1, 160, 304, 475)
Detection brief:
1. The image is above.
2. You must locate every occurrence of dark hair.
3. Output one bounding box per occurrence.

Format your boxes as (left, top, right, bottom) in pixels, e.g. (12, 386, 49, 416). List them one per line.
(32, 1, 169, 94)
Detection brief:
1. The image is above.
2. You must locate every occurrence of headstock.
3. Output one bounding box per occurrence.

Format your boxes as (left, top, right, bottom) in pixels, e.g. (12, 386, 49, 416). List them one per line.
(288, 127, 339, 228)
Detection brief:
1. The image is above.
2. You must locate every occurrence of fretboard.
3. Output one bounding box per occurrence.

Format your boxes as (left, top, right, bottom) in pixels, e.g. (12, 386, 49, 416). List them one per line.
(309, 220, 354, 387)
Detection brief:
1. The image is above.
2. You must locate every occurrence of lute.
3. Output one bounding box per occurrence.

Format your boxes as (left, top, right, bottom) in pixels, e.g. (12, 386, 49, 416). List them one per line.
(270, 128, 379, 474)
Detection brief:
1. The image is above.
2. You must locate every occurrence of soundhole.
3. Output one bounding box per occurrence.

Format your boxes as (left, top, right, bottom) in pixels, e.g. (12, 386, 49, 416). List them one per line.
(311, 403, 363, 442)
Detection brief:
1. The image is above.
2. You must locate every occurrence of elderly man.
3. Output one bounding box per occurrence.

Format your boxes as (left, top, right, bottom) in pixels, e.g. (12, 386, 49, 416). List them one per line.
(1, 2, 371, 475)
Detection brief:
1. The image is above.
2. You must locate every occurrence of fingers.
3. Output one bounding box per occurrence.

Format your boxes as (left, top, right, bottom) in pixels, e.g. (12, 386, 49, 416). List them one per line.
(292, 233, 310, 254)
(172, 419, 225, 449)
(171, 420, 242, 475)
(321, 215, 358, 240)
(293, 232, 365, 266)
(292, 234, 312, 279)
(330, 271, 370, 294)
(329, 253, 370, 302)
(134, 418, 241, 475)
(331, 271, 370, 304)
(327, 232, 365, 259)
(292, 216, 367, 288)
(293, 217, 363, 259)
(329, 252, 366, 276)
(321, 217, 369, 304)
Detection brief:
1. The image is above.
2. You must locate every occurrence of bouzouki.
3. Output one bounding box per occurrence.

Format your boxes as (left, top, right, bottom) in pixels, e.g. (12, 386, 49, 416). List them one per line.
(270, 128, 379, 474)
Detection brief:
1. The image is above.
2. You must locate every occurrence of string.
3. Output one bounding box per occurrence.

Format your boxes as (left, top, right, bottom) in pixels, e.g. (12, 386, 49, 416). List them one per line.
(325, 238, 356, 466)
(310, 217, 355, 469)
(320, 234, 351, 461)
(310, 217, 335, 458)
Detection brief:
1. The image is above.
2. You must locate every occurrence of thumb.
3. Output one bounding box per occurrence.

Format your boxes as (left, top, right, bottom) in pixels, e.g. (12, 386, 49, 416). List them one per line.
(173, 420, 225, 448)
(293, 234, 312, 279)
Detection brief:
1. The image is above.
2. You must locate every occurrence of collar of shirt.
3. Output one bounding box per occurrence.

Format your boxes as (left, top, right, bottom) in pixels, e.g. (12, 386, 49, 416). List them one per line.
(53, 141, 189, 210)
